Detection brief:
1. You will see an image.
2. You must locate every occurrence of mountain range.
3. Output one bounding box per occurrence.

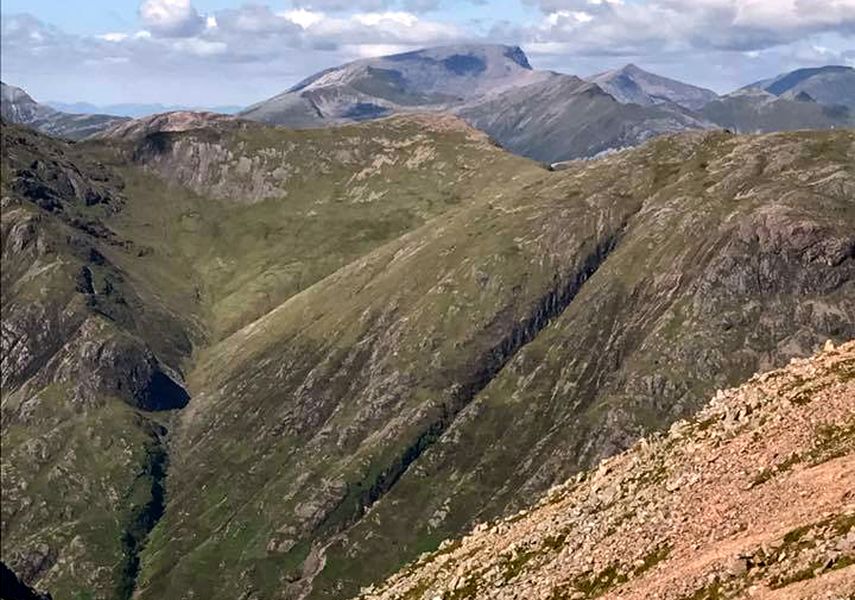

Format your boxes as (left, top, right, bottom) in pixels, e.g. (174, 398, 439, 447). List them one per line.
(4, 44, 853, 161)
(238, 44, 853, 162)
(2, 106, 853, 599)
(46, 101, 244, 118)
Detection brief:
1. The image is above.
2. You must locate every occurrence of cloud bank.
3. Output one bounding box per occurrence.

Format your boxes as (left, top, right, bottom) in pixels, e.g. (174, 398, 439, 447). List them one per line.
(1, 0, 853, 105)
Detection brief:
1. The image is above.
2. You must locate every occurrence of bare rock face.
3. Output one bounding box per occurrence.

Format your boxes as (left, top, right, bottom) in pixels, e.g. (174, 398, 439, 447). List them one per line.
(93, 110, 237, 141)
(35, 318, 189, 411)
(357, 341, 855, 600)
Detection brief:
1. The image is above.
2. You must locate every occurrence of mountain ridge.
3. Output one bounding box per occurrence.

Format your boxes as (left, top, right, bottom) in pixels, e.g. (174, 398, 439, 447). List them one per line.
(239, 44, 550, 128)
(6, 46, 854, 161)
(589, 63, 719, 110)
(1, 81, 130, 140)
(237, 45, 853, 161)
(743, 64, 855, 108)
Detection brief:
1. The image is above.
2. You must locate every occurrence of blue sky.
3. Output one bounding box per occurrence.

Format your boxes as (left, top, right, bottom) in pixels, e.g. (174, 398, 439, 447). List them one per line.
(0, 0, 537, 35)
(2, 0, 853, 107)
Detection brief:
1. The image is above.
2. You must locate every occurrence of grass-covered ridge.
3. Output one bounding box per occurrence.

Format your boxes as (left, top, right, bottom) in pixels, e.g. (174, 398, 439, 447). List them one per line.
(2, 117, 853, 600)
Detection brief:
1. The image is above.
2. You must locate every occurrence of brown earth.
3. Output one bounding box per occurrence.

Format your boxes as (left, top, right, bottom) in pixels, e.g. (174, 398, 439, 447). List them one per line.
(356, 341, 855, 600)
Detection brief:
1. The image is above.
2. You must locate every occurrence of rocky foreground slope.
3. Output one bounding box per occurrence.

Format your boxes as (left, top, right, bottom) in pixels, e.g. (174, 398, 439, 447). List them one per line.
(357, 341, 855, 600)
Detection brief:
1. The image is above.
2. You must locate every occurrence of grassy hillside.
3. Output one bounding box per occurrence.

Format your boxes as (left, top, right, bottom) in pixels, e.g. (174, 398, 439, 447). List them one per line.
(1, 115, 532, 599)
(140, 129, 852, 598)
(2, 116, 853, 600)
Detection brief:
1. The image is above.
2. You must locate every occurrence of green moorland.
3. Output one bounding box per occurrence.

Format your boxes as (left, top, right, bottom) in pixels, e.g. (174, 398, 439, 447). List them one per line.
(1, 115, 853, 600)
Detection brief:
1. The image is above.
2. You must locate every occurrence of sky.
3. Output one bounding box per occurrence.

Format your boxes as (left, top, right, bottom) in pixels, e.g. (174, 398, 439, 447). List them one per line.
(1, 0, 854, 107)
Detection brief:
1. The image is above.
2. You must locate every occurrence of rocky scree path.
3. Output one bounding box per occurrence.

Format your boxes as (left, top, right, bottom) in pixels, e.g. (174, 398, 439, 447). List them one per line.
(355, 340, 855, 600)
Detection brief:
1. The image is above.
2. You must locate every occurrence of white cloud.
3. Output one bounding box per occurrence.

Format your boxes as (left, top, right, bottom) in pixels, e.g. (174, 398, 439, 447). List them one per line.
(528, 0, 855, 53)
(290, 0, 392, 11)
(2, 1, 853, 106)
(545, 10, 594, 26)
(352, 11, 419, 27)
(282, 9, 326, 29)
(293, 9, 462, 46)
(346, 43, 415, 57)
(99, 32, 129, 42)
(139, 0, 205, 37)
(172, 37, 227, 56)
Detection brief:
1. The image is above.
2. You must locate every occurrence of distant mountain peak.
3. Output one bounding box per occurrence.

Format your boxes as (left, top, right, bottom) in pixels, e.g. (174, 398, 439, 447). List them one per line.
(742, 64, 855, 109)
(2, 81, 129, 139)
(589, 64, 719, 111)
(240, 43, 546, 127)
(618, 62, 643, 73)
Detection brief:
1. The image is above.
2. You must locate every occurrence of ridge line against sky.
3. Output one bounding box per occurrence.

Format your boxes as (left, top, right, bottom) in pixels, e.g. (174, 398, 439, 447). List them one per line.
(1, 0, 854, 106)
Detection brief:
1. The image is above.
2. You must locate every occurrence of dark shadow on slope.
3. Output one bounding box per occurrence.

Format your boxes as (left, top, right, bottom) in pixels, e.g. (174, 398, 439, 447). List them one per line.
(0, 562, 52, 600)
(140, 370, 190, 411)
(115, 422, 168, 600)
(314, 228, 626, 550)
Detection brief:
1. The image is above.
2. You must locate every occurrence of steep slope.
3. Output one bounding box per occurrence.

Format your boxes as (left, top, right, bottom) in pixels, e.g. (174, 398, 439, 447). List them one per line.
(97, 112, 527, 339)
(589, 63, 719, 111)
(459, 76, 711, 163)
(744, 65, 855, 109)
(133, 130, 854, 600)
(701, 88, 853, 133)
(1, 82, 129, 140)
(357, 340, 855, 600)
(297, 130, 855, 599)
(240, 44, 547, 127)
(0, 114, 534, 599)
(1, 122, 195, 598)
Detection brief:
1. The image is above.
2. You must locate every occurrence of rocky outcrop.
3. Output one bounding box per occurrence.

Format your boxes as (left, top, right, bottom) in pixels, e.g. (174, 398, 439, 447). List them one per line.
(356, 341, 855, 600)
(1, 123, 192, 598)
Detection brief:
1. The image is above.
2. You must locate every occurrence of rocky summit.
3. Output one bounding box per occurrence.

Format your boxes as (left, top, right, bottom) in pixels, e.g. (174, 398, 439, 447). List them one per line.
(356, 341, 855, 600)
(2, 105, 853, 600)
